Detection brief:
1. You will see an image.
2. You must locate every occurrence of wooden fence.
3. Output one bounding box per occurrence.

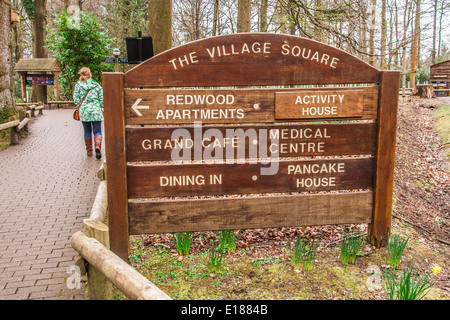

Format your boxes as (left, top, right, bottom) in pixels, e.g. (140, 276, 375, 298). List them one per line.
(0, 104, 44, 145)
(70, 162, 171, 300)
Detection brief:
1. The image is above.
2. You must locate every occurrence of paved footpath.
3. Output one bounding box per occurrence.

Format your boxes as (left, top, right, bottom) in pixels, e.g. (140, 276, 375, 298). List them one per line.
(0, 109, 103, 300)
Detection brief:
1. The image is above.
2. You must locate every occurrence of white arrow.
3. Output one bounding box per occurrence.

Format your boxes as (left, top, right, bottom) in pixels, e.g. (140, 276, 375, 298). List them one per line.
(131, 98, 149, 117)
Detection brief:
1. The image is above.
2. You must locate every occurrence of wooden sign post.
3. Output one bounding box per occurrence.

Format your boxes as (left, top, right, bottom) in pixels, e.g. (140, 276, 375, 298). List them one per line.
(103, 33, 399, 261)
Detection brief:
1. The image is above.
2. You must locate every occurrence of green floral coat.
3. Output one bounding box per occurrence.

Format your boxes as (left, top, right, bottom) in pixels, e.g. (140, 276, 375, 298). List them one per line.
(73, 79, 104, 122)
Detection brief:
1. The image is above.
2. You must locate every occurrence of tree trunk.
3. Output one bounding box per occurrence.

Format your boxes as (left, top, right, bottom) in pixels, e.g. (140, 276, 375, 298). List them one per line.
(380, 0, 387, 69)
(314, 0, 323, 42)
(431, 0, 437, 65)
(12, 0, 21, 64)
(30, 0, 47, 103)
(0, 0, 15, 109)
(410, 0, 420, 90)
(237, 0, 251, 33)
(437, 0, 444, 59)
(260, 0, 268, 32)
(148, 0, 172, 55)
(368, 0, 376, 66)
(212, 0, 219, 36)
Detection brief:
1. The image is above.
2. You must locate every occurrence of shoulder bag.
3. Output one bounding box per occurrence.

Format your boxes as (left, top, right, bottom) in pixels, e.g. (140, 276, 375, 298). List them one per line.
(73, 89, 90, 121)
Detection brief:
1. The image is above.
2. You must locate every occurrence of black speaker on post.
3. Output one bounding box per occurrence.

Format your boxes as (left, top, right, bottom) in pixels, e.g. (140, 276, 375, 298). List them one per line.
(126, 31, 154, 64)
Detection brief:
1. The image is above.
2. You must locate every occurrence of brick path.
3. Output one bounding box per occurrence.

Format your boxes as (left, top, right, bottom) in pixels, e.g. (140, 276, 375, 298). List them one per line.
(0, 109, 103, 300)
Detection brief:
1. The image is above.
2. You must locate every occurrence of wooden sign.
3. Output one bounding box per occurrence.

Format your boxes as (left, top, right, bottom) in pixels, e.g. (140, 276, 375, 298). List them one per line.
(275, 90, 363, 119)
(127, 157, 374, 198)
(103, 33, 400, 261)
(126, 123, 377, 161)
(124, 86, 378, 125)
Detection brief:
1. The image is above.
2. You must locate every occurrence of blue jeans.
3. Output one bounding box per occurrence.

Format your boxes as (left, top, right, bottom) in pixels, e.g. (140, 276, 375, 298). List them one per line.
(82, 121, 102, 138)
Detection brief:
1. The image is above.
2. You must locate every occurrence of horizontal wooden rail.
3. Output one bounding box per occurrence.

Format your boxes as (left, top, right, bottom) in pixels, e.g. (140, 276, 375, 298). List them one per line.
(89, 180, 108, 222)
(0, 104, 43, 145)
(71, 166, 170, 300)
(0, 120, 20, 131)
(47, 100, 74, 104)
(27, 104, 44, 117)
(71, 231, 171, 300)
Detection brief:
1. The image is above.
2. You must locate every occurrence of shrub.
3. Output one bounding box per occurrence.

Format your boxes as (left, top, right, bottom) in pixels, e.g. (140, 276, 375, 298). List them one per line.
(46, 10, 114, 98)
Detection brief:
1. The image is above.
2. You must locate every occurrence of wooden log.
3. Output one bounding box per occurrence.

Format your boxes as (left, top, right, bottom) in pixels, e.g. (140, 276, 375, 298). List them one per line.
(35, 105, 44, 115)
(10, 126, 19, 145)
(83, 219, 113, 300)
(89, 180, 108, 222)
(70, 231, 171, 300)
(16, 118, 30, 132)
(0, 120, 20, 131)
(415, 84, 434, 98)
(27, 104, 36, 117)
(47, 101, 74, 104)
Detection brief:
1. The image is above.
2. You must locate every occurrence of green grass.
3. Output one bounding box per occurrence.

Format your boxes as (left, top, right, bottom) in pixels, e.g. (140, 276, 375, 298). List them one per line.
(287, 236, 319, 271)
(207, 241, 224, 273)
(432, 105, 450, 160)
(384, 264, 434, 300)
(340, 228, 366, 272)
(214, 230, 238, 253)
(172, 232, 193, 256)
(387, 234, 409, 268)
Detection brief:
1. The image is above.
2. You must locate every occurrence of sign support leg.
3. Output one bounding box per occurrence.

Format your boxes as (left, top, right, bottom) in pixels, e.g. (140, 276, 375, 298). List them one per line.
(369, 70, 400, 247)
(103, 72, 129, 261)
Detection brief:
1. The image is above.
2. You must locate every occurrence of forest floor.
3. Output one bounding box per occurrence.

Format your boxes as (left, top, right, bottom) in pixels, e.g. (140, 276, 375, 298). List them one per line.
(116, 96, 449, 300)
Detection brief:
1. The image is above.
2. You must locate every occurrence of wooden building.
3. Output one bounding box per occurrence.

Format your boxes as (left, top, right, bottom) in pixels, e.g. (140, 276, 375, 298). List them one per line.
(14, 58, 62, 102)
(429, 60, 450, 97)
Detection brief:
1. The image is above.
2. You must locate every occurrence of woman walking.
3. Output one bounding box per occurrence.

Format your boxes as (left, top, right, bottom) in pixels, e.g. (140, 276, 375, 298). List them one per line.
(73, 67, 104, 160)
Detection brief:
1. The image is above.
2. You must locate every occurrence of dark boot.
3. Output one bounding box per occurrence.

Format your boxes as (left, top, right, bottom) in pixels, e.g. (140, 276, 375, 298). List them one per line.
(94, 135, 102, 160)
(84, 138, 93, 156)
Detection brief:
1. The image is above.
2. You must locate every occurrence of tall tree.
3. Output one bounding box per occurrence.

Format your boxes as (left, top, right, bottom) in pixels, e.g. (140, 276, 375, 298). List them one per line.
(313, 0, 324, 41)
(212, 0, 219, 36)
(148, 0, 172, 55)
(410, 0, 420, 89)
(260, 0, 268, 32)
(368, 0, 376, 65)
(24, 0, 47, 103)
(431, 0, 437, 65)
(0, 0, 15, 109)
(380, 0, 387, 69)
(237, 0, 251, 32)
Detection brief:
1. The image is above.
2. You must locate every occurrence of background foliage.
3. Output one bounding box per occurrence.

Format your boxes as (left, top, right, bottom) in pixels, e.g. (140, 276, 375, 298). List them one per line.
(46, 10, 114, 98)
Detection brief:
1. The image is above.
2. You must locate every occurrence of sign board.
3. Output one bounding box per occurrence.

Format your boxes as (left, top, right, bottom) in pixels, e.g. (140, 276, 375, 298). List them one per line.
(105, 57, 129, 64)
(26, 74, 54, 86)
(103, 33, 400, 261)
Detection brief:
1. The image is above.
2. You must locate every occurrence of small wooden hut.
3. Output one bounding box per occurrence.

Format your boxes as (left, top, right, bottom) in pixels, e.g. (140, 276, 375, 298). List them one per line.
(14, 58, 62, 102)
(429, 60, 450, 97)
